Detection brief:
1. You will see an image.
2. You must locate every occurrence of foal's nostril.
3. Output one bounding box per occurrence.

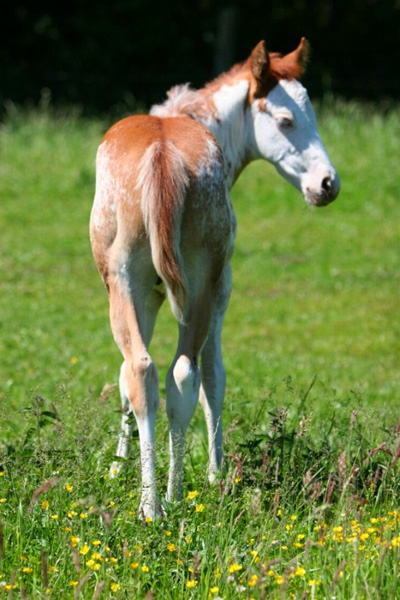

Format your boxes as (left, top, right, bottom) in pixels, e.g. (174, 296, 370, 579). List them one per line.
(321, 176, 333, 195)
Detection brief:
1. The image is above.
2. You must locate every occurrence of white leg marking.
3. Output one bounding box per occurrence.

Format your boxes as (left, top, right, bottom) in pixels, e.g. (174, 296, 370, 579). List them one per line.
(166, 355, 200, 501)
(136, 410, 159, 519)
(199, 265, 231, 482)
(199, 363, 225, 482)
(110, 361, 132, 477)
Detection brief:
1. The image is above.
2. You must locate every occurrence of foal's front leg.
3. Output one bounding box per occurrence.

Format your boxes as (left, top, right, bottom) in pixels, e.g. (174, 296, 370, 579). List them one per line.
(110, 360, 134, 478)
(166, 351, 201, 502)
(199, 264, 232, 482)
(165, 290, 213, 502)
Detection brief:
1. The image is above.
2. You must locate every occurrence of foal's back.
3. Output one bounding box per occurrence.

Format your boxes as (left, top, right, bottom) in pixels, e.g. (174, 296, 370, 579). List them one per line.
(90, 113, 232, 319)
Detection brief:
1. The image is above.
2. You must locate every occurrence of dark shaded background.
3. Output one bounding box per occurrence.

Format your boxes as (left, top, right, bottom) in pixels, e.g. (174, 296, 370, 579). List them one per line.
(1, 0, 400, 114)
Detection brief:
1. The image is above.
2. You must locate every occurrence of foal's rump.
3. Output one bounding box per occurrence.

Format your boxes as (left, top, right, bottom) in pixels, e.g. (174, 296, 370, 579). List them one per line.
(91, 113, 233, 321)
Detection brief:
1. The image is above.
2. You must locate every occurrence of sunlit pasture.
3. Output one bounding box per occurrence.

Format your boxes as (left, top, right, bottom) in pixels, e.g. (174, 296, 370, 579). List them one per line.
(0, 102, 399, 598)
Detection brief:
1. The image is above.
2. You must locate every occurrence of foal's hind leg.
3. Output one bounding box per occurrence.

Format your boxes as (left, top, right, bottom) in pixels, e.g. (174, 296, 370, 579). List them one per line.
(108, 259, 163, 518)
(199, 264, 232, 482)
(110, 287, 165, 478)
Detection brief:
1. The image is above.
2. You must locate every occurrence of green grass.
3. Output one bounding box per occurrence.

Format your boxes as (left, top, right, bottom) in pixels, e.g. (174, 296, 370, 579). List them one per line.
(0, 102, 399, 598)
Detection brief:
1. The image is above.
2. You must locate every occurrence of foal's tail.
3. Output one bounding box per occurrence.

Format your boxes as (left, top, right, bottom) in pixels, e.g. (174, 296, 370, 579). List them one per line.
(136, 140, 188, 321)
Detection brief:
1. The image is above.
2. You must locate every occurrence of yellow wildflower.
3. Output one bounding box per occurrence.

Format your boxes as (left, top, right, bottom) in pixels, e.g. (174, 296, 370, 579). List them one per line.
(187, 490, 198, 500)
(92, 540, 101, 546)
(228, 563, 242, 574)
(234, 477, 242, 483)
(290, 515, 298, 521)
(209, 586, 219, 594)
(166, 530, 172, 537)
(70, 536, 80, 547)
(69, 581, 79, 586)
(91, 552, 102, 561)
(167, 543, 176, 552)
(41, 500, 49, 510)
(248, 574, 259, 587)
(295, 566, 306, 577)
(50, 514, 58, 520)
(142, 565, 149, 572)
(79, 545, 90, 555)
(276, 575, 285, 585)
(0, 499, 6, 503)
(0, 472, 4, 476)
(65, 484, 73, 492)
(22, 567, 33, 573)
(80, 512, 88, 519)
(145, 516, 152, 523)
(111, 583, 120, 592)
(186, 580, 198, 588)
(195, 503, 204, 512)
(332, 526, 343, 533)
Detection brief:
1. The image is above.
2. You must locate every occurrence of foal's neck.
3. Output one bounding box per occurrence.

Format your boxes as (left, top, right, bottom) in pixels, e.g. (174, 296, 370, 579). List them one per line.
(200, 80, 252, 188)
(151, 74, 253, 188)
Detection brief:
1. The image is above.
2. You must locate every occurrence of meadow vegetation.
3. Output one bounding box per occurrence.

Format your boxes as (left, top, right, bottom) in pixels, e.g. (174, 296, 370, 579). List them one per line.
(0, 101, 399, 598)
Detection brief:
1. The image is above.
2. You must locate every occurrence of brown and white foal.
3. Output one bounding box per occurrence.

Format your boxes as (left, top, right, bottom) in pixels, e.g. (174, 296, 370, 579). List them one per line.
(90, 39, 340, 518)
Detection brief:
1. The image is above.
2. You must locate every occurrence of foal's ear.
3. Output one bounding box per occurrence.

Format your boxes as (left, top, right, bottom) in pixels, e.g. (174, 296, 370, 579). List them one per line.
(279, 37, 311, 79)
(249, 40, 271, 97)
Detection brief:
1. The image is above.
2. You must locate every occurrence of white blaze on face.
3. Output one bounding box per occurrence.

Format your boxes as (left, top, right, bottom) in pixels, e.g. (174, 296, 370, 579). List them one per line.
(251, 79, 340, 206)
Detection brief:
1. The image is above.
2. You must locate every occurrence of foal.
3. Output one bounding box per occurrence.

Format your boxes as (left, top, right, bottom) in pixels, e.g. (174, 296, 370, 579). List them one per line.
(90, 38, 340, 518)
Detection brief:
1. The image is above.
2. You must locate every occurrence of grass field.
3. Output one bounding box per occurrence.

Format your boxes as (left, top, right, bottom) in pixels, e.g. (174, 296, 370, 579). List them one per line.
(0, 102, 399, 598)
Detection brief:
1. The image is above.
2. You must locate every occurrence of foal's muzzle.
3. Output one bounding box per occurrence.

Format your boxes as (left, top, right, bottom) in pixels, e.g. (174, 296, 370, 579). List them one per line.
(306, 172, 340, 207)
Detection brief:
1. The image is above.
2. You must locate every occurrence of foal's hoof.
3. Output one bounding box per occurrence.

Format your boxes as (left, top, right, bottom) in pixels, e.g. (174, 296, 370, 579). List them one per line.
(139, 499, 164, 521)
(109, 461, 123, 478)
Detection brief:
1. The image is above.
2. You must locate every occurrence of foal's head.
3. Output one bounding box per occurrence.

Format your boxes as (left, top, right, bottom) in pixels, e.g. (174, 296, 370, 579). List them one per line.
(248, 39, 340, 206)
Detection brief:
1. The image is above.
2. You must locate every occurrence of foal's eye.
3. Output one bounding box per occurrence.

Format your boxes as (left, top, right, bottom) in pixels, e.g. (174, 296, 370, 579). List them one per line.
(277, 116, 294, 129)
